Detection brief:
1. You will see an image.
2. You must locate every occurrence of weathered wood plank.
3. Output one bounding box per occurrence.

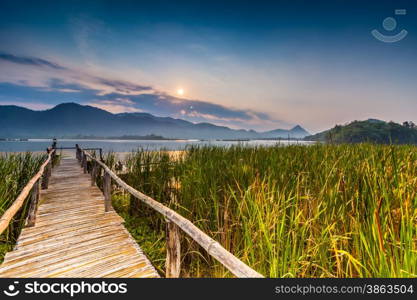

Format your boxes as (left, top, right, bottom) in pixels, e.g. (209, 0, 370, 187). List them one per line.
(0, 157, 159, 278)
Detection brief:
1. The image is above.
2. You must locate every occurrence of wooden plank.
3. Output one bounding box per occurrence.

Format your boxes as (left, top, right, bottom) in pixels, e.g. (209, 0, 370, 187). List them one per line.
(37, 204, 105, 217)
(8, 224, 125, 257)
(57, 254, 147, 278)
(14, 227, 126, 252)
(42, 248, 139, 278)
(16, 218, 123, 244)
(0, 157, 159, 278)
(103, 261, 152, 278)
(0, 242, 136, 277)
(6, 231, 127, 267)
(34, 207, 106, 223)
(19, 213, 123, 236)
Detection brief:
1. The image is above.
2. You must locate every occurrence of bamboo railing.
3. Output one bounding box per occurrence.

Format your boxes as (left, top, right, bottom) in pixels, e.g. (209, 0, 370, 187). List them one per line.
(77, 146, 263, 278)
(0, 147, 56, 235)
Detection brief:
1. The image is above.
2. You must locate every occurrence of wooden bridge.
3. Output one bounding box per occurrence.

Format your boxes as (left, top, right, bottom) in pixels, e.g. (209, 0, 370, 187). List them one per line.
(0, 142, 262, 278)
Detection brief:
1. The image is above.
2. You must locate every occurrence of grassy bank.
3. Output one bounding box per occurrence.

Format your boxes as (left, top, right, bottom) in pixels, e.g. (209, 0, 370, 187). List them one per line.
(109, 144, 417, 277)
(0, 153, 47, 262)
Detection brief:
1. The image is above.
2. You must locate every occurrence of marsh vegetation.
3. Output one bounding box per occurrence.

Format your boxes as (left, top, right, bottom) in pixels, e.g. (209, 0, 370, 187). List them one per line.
(109, 144, 417, 277)
(0, 153, 46, 261)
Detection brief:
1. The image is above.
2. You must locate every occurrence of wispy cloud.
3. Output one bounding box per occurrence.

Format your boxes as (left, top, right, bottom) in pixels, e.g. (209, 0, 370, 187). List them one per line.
(0, 52, 67, 70)
(0, 52, 285, 130)
(69, 15, 110, 69)
(94, 78, 152, 95)
(89, 100, 143, 114)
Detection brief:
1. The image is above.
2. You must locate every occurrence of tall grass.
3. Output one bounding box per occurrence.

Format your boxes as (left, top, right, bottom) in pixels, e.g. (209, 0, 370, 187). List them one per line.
(0, 153, 46, 261)
(111, 144, 417, 277)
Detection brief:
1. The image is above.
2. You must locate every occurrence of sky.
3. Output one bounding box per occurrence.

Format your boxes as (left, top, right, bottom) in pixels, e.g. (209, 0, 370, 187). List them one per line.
(0, 0, 416, 133)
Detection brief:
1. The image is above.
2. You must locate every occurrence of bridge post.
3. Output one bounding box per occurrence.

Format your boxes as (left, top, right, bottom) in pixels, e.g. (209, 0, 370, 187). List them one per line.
(82, 153, 87, 174)
(26, 178, 40, 227)
(41, 160, 52, 189)
(76, 144, 80, 161)
(165, 220, 181, 278)
(99, 149, 103, 162)
(91, 161, 97, 186)
(103, 172, 112, 212)
(51, 138, 57, 162)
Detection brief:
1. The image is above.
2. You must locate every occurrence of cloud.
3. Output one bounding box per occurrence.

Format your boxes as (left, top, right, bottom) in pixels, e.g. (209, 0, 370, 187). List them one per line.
(69, 15, 110, 68)
(88, 100, 143, 114)
(94, 78, 153, 94)
(0, 52, 67, 70)
(87, 93, 279, 129)
(0, 53, 153, 96)
(0, 52, 285, 130)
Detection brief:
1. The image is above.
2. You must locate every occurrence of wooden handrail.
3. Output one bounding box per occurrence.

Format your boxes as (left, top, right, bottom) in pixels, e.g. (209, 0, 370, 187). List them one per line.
(0, 149, 55, 235)
(80, 148, 263, 278)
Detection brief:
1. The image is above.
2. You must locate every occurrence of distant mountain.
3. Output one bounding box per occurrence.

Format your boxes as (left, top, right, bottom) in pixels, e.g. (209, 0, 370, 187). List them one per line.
(305, 119, 417, 144)
(0, 103, 310, 139)
(262, 125, 310, 139)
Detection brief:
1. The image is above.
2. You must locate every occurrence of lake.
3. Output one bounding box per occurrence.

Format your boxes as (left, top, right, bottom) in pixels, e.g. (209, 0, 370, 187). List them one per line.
(0, 139, 313, 153)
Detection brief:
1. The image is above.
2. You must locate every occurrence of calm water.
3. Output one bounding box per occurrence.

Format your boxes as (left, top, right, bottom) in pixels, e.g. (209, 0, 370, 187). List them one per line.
(0, 139, 313, 153)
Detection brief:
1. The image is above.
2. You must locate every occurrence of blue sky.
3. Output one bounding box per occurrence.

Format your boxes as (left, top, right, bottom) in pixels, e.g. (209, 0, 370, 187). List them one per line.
(0, 0, 416, 132)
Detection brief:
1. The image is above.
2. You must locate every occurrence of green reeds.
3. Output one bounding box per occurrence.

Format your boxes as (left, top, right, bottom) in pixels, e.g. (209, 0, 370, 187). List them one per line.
(111, 144, 417, 278)
(0, 153, 46, 262)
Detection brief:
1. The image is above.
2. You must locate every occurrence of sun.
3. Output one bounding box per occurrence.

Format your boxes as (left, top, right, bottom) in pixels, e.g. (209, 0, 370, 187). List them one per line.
(177, 88, 184, 96)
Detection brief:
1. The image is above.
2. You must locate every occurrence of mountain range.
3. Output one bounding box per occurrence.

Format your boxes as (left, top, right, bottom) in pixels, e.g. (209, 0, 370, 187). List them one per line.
(0, 103, 310, 139)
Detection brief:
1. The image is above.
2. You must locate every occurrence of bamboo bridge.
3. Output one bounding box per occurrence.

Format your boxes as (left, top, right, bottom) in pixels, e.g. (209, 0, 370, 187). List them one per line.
(0, 141, 262, 278)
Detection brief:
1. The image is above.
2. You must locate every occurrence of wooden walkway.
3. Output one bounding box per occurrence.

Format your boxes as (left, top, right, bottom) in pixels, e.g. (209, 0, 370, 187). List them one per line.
(0, 156, 159, 278)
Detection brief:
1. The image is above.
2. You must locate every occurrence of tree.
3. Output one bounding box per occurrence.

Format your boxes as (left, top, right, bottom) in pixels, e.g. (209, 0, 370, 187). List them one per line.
(403, 121, 416, 128)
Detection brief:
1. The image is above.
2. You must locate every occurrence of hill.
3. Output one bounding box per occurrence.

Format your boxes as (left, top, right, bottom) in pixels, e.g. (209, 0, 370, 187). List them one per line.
(0, 103, 310, 139)
(262, 125, 310, 139)
(305, 119, 417, 144)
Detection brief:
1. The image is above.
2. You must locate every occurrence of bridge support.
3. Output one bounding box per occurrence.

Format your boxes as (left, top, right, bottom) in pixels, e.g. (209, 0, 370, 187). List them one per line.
(166, 220, 181, 278)
(103, 172, 112, 212)
(82, 154, 87, 174)
(41, 160, 52, 189)
(91, 161, 97, 186)
(26, 179, 40, 227)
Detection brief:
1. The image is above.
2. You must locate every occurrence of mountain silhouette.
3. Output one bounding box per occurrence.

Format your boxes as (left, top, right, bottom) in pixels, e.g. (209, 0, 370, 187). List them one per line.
(0, 103, 310, 139)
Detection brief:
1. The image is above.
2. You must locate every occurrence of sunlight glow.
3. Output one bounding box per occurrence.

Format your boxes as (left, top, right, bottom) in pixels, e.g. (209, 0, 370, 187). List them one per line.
(177, 88, 184, 96)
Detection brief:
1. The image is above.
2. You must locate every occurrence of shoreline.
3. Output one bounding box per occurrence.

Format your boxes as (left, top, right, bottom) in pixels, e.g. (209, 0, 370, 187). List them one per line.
(0, 150, 185, 161)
